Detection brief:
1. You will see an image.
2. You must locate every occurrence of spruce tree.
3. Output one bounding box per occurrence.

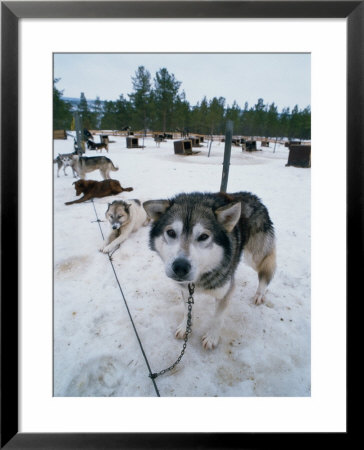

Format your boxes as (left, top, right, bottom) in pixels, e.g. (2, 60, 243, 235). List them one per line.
(53, 78, 73, 130)
(78, 92, 95, 130)
(153, 68, 182, 132)
(129, 66, 152, 132)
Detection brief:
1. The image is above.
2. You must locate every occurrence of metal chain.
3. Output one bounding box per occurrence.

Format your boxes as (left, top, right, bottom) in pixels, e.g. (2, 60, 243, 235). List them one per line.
(149, 283, 195, 379)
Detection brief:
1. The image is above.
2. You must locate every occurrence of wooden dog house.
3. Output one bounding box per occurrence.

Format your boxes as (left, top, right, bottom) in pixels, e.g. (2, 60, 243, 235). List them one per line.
(126, 137, 141, 148)
(53, 130, 67, 140)
(174, 139, 193, 155)
(245, 140, 257, 151)
(195, 134, 205, 143)
(189, 136, 201, 147)
(286, 145, 311, 168)
(285, 140, 301, 148)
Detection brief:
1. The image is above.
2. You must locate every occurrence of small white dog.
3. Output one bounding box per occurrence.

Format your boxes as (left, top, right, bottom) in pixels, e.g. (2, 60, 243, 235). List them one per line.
(100, 199, 149, 254)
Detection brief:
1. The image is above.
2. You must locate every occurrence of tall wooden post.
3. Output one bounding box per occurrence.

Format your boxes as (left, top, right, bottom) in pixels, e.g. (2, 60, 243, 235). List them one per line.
(220, 120, 233, 193)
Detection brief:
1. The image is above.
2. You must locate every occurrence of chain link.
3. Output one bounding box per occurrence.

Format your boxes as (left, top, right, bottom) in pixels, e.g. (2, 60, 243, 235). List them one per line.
(149, 283, 195, 379)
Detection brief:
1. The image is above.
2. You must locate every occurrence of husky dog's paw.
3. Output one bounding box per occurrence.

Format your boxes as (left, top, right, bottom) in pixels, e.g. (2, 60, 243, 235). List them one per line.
(175, 323, 187, 340)
(202, 331, 220, 350)
(102, 245, 114, 254)
(254, 293, 265, 305)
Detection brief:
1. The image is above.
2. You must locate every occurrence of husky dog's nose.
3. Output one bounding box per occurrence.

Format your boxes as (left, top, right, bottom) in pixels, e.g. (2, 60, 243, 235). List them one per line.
(172, 258, 191, 279)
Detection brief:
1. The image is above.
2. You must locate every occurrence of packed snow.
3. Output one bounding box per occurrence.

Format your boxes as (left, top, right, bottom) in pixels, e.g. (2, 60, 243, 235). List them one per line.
(53, 134, 310, 397)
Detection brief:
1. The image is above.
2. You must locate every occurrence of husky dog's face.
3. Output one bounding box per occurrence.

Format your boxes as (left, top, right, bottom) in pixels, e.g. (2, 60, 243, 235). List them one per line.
(105, 201, 130, 230)
(61, 156, 72, 167)
(144, 196, 241, 284)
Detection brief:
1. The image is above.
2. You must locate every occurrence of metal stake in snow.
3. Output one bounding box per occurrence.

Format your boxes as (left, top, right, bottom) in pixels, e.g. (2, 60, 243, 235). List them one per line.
(74, 111, 83, 154)
(274, 136, 278, 153)
(207, 134, 213, 157)
(220, 120, 233, 193)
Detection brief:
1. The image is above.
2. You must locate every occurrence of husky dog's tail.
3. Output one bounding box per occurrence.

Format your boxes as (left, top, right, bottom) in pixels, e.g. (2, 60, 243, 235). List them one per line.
(111, 162, 119, 171)
(123, 187, 133, 192)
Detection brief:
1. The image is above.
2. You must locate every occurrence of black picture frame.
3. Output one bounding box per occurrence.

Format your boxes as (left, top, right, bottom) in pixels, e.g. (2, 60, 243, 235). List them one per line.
(1, 1, 358, 448)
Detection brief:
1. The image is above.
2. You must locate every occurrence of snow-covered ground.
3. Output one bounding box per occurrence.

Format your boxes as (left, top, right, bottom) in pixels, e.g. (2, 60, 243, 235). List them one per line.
(53, 134, 310, 397)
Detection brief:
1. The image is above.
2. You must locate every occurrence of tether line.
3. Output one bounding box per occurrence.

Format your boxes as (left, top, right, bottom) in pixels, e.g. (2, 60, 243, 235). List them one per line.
(91, 199, 160, 397)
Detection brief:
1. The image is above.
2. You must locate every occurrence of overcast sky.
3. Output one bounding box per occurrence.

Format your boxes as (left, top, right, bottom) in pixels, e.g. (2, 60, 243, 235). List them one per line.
(54, 53, 310, 111)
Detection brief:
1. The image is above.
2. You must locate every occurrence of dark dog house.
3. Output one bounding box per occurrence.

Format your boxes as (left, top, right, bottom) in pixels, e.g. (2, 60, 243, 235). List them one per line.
(126, 137, 140, 148)
(286, 145, 311, 168)
(189, 136, 201, 147)
(245, 140, 257, 151)
(285, 140, 301, 147)
(174, 139, 193, 155)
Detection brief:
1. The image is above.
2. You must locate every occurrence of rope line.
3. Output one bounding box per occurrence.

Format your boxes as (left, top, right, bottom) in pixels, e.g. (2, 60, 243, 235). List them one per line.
(91, 199, 160, 397)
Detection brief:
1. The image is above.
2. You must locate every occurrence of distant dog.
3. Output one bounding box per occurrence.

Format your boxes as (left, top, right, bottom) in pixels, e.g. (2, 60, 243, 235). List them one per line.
(54, 152, 78, 177)
(154, 136, 164, 147)
(87, 140, 109, 152)
(65, 179, 133, 205)
(143, 191, 276, 350)
(100, 200, 149, 254)
(54, 154, 66, 177)
(68, 154, 118, 180)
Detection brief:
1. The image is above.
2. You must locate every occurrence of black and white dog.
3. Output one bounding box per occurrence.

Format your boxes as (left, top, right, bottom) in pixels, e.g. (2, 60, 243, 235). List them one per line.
(143, 192, 276, 350)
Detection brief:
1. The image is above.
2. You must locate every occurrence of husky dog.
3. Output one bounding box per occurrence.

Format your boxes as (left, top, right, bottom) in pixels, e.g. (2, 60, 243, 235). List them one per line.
(54, 152, 78, 177)
(87, 139, 109, 152)
(100, 200, 149, 254)
(54, 154, 66, 177)
(69, 154, 118, 180)
(59, 154, 79, 178)
(143, 191, 276, 350)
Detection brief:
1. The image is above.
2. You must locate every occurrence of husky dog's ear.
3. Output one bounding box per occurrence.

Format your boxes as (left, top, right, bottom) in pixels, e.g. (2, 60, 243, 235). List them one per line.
(215, 202, 241, 232)
(143, 200, 170, 221)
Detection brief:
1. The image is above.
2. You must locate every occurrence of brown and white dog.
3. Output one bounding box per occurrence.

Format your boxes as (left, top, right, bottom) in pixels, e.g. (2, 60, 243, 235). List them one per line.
(65, 179, 133, 205)
(100, 199, 150, 254)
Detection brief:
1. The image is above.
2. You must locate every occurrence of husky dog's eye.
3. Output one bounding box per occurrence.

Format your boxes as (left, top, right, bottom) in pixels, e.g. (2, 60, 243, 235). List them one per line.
(197, 233, 209, 242)
(110, 214, 113, 219)
(166, 229, 177, 239)
(117, 215, 122, 219)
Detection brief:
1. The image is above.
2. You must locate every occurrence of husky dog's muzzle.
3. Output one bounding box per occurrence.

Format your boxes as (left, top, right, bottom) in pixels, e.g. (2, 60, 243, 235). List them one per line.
(169, 257, 193, 282)
(111, 222, 121, 230)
